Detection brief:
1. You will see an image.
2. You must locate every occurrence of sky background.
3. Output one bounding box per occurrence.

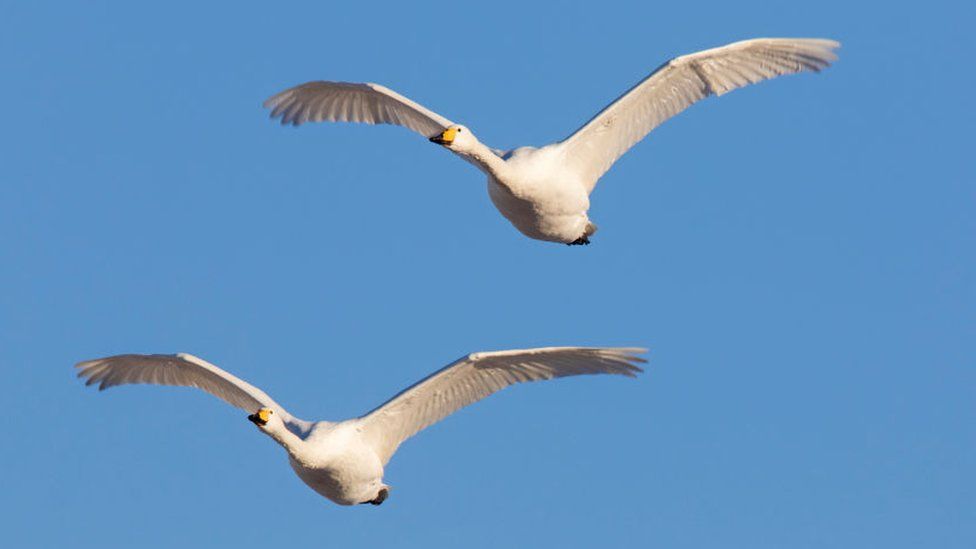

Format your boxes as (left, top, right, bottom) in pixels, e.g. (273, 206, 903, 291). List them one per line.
(2, 1, 973, 547)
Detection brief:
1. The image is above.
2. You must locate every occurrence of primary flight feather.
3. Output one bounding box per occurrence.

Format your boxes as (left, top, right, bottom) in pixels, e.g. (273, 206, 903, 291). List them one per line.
(77, 346, 646, 506)
(265, 38, 839, 245)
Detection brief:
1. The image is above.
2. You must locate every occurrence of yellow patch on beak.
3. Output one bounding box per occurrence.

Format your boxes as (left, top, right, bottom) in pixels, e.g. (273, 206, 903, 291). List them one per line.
(429, 127, 458, 146)
(248, 407, 273, 426)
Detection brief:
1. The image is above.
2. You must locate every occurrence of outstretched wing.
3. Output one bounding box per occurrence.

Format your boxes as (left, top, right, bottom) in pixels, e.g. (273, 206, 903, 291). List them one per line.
(264, 81, 455, 138)
(76, 353, 308, 431)
(358, 347, 647, 464)
(559, 38, 840, 190)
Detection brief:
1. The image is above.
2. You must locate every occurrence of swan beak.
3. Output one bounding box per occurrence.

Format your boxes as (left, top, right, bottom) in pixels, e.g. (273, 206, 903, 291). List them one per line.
(248, 408, 271, 426)
(429, 127, 457, 146)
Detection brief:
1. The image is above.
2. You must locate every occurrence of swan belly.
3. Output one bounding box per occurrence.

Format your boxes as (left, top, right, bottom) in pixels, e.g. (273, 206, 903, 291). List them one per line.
(487, 177, 591, 244)
(289, 425, 386, 506)
(289, 454, 384, 505)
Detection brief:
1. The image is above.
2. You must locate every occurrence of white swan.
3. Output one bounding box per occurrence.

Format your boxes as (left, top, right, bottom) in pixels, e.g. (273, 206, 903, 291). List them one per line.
(265, 38, 839, 245)
(77, 346, 646, 506)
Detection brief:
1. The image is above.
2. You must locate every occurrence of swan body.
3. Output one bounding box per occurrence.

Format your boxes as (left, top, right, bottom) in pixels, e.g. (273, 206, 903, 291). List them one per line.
(489, 145, 593, 243)
(265, 38, 840, 245)
(286, 421, 386, 505)
(76, 347, 646, 506)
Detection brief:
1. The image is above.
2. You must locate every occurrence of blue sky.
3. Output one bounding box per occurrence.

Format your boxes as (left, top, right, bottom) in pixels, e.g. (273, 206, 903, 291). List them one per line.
(2, 0, 973, 547)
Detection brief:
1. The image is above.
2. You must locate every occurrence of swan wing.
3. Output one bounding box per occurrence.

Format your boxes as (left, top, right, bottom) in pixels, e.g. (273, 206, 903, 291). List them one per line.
(264, 81, 455, 139)
(358, 347, 646, 464)
(76, 353, 308, 430)
(559, 38, 840, 190)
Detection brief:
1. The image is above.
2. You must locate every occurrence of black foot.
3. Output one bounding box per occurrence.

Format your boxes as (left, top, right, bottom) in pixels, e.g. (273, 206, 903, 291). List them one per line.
(364, 488, 389, 506)
(567, 236, 591, 246)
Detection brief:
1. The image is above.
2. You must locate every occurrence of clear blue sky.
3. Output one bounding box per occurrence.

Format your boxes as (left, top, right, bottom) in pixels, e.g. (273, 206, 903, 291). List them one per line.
(2, 1, 973, 547)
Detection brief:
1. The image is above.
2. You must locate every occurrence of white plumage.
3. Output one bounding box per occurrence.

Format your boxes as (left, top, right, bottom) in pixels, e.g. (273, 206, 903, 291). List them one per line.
(77, 346, 646, 506)
(265, 38, 839, 245)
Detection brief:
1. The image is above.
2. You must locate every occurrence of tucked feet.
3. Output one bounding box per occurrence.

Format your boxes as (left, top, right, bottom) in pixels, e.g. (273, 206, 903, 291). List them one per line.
(361, 487, 389, 506)
(567, 221, 597, 246)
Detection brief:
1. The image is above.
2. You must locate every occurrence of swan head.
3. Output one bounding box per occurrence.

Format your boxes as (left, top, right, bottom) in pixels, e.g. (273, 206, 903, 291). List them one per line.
(429, 125, 477, 151)
(247, 407, 303, 453)
(247, 407, 277, 429)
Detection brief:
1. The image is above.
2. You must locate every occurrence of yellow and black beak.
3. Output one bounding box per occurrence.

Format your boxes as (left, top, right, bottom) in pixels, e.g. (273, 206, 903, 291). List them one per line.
(248, 408, 272, 426)
(429, 127, 458, 146)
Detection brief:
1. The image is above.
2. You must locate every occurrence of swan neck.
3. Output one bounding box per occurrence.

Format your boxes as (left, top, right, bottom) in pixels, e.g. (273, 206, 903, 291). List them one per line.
(266, 424, 304, 457)
(460, 142, 506, 179)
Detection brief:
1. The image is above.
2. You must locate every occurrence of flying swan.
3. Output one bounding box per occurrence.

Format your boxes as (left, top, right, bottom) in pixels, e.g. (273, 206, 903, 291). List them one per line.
(77, 346, 646, 506)
(265, 38, 839, 245)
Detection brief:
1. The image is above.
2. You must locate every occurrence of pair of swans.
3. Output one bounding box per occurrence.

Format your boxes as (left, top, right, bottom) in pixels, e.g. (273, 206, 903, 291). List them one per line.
(79, 37, 839, 506)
